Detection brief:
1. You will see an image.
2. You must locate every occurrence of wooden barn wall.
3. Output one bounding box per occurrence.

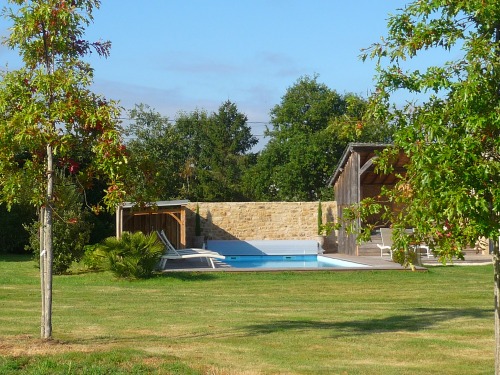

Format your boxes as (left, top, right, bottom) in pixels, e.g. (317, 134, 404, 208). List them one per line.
(334, 151, 360, 255)
(361, 184, 385, 226)
(122, 210, 184, 248)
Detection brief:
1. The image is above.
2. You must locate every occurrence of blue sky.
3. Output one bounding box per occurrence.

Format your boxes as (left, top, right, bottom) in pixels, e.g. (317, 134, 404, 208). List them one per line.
(2, 1, 413, 138)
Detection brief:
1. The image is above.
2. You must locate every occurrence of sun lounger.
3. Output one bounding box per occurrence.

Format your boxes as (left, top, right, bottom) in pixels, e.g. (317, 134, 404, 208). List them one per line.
(156, 230, 225, 269)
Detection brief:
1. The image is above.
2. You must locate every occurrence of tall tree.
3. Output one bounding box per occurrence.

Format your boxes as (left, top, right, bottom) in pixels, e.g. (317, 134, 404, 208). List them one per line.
(0, 0, 127, 339)
(176, 101, 258, 201)
(124, 101, 257, 202)
(358, 1, 500, 370)
(244, 75, 391, 201)
(124, 104, 185, 202)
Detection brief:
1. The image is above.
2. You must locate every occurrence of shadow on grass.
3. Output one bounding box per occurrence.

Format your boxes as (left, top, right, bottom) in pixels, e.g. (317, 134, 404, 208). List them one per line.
(0, 253, 32, 262)
(159, 272, 220, 281)
(243, 307, 492, 337)
(66, 270, 220, 281)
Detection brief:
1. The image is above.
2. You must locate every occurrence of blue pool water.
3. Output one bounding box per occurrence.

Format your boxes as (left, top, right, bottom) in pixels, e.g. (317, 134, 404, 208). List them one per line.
(221, 255, 369, 269)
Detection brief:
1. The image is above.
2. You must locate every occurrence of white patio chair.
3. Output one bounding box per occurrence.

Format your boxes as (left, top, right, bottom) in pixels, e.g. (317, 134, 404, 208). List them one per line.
(377, 227, 393, 257)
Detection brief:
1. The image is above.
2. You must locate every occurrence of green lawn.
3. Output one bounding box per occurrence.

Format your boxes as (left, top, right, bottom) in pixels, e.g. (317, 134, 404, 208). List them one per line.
(0, 254, 494, 374)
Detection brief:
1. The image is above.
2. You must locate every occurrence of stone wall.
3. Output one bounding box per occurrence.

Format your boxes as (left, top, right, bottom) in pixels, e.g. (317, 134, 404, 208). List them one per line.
(185, 201, 338, 252)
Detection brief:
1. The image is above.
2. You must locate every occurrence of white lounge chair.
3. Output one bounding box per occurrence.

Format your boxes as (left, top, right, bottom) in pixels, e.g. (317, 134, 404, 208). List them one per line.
(377, 227, 393, 257)
(156, 230, 225, 269)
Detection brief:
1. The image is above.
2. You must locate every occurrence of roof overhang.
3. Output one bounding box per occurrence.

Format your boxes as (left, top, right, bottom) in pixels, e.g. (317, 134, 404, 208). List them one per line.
(327, 143, 393, 187)
(120, 199, 190, 209)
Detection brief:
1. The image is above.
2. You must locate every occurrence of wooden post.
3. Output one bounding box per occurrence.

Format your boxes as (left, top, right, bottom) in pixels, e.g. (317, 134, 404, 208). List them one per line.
(180, 206, 186, 248)
(39, 207, 45, 338)
(494, 237, 500, 375)
(41, 144, 54, 339)
(116, 204, 123, 239)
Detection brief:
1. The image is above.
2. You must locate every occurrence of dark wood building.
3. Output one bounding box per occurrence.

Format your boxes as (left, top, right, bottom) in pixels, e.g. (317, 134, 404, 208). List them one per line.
(116, 200, 188, 249)
(328, 143, 408, 255)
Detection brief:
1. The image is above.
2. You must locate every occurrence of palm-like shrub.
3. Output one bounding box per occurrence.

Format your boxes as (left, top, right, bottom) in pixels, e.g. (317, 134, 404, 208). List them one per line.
(94, 231, 164, 279)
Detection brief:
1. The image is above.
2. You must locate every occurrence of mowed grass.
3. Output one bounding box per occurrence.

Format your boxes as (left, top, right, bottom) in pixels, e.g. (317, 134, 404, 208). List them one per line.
(0, 254, 494, 374)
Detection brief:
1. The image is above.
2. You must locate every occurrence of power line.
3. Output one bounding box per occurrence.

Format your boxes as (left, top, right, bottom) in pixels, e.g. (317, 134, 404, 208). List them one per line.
(117, 116, 270, 125)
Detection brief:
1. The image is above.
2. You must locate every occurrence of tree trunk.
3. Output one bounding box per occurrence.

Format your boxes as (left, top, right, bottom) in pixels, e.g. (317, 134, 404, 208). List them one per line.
(494, 235, 500, 374)
(41, 145, 54, 340)
(493, 24, 500, 375)
(39, 207, 46, 338)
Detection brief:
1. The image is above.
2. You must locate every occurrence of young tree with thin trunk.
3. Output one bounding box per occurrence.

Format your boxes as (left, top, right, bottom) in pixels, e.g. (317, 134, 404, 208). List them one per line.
(358, 1, 500, 371)
(0, 0, 127, 339)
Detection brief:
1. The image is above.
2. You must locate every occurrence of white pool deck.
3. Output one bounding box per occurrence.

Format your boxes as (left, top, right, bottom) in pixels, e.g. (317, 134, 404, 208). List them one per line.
(158, 252, 493, 272)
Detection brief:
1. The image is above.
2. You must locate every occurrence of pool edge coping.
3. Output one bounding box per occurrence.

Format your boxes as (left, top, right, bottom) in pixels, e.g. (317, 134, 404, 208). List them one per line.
(158, 254, 423, 273)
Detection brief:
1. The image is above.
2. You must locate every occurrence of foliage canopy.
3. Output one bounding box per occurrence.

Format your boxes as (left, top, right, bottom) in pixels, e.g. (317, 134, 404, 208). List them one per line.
(356, 0, 500, 263)
(0, 0, 127, 211)
(125, 101, 257, 202)
(244, 75, 393, 201)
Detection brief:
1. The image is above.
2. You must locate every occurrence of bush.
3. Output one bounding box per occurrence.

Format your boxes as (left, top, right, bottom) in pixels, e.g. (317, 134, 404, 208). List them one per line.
(25, 177, 93, 274)
(81, 244, 103, 271)
(92, 231, 164, 279)
(87, 211, 115, 244)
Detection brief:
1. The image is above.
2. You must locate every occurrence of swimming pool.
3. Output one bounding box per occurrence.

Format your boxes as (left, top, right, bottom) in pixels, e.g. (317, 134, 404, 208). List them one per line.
(221, 255, 370, 269)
